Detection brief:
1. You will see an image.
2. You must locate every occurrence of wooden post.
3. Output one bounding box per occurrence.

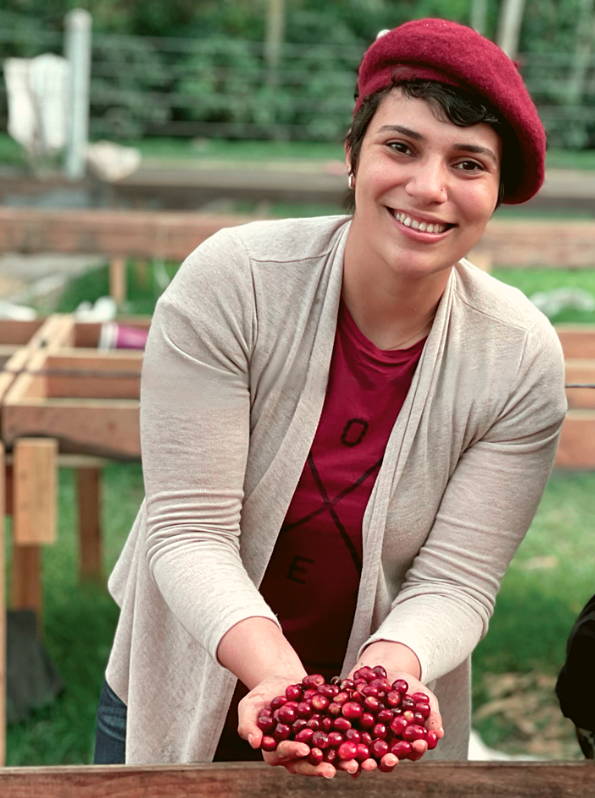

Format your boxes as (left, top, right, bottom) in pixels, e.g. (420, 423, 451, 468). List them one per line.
(132, 258, 149, 292)
(0, 443, 6, 765)
(109, 256, 127, 306)
(75, 466, 103, 581)
(11, 438, 58, 623)
(10, 546, 42, 619)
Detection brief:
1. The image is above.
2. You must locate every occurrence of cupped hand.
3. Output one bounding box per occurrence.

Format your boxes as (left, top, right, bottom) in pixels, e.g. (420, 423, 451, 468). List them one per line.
(345, 663, 445, 764)
(384, 670, 444, 743)
(237, 674, 340, 779)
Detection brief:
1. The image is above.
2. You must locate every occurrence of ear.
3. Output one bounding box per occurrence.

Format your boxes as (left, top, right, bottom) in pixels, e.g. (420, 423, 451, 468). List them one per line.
(344, 141, 353, 176)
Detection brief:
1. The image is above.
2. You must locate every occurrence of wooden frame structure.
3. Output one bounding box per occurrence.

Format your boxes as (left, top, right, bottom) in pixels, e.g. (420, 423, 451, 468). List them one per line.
(1, 207, 595, 307)
(0, 314, 147, 632)
(557, 325, 595, 469)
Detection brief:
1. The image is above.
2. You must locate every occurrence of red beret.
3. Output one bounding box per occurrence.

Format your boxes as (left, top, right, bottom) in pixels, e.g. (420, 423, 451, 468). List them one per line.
(354, 18, 545, 204)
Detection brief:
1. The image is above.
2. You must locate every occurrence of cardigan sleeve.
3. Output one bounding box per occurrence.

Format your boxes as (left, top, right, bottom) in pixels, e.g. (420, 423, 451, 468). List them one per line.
(361, 319, 567, 684)
(139, 229, 280, 661)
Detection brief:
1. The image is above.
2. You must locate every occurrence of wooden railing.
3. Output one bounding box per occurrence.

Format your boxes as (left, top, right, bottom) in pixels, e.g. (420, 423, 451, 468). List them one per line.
(0, 761, 593, 797)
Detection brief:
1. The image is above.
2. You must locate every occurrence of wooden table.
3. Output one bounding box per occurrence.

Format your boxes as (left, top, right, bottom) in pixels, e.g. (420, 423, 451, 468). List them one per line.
(0, 761, 592, 797)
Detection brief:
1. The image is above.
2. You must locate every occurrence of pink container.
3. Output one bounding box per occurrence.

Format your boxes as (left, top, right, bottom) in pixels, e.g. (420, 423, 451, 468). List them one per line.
(99, 322, 148, 350)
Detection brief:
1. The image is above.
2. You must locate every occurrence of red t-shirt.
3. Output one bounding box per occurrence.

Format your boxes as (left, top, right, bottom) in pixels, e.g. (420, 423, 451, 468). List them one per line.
(214, 300, 425, 761)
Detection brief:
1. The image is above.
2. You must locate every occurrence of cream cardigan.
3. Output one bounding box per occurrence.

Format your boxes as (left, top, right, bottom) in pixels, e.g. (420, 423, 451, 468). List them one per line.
(105, 215, 567, 764)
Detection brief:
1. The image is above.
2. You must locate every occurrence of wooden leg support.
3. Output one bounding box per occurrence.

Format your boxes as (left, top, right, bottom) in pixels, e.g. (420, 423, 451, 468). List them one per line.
(0, 444, 6, 765)
(109, 256, 127, 307)
(10, 438, 57, 623)
(10, 546, 42, 620)
(75, 467, 103, 582)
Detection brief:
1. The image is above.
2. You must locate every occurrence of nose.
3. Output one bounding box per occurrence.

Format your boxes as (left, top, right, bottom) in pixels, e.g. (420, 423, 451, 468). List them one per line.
(405, 157, 447, 204)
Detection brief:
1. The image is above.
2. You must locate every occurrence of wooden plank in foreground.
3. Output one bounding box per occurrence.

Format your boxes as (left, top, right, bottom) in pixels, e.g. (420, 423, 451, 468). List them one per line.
(0, 761, 592, 798)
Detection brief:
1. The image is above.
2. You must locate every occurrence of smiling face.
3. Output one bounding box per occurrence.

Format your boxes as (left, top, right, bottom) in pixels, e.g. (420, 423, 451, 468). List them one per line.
(345, 87, 501, 286)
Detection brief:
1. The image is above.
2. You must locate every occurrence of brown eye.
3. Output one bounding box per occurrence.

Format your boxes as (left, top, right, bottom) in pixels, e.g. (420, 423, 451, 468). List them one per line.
(388, 141, 412, 155)
(455, 160, 484, 172)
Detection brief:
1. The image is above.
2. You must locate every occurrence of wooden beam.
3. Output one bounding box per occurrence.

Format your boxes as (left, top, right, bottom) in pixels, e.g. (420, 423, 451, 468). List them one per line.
(565, 359, 595, 408)
(557, 410, 595, 468)
(0, 207, 254, 261)
(0, 207, 593, 268)
(0, 761, 593, 797)
(3, 401, 140, 459)
(557, 325, 595, 360)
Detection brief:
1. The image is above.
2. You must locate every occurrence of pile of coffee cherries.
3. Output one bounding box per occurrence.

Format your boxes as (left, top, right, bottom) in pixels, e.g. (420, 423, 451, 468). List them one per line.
(257, 665, 439, 768)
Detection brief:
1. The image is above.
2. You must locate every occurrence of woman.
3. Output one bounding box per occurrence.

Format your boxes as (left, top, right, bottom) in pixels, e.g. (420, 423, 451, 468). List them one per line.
(95, 18, 567, 777)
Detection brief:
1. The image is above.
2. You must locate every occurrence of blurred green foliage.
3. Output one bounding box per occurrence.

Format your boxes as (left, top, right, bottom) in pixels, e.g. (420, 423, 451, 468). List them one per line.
(0, 1, 594, 145)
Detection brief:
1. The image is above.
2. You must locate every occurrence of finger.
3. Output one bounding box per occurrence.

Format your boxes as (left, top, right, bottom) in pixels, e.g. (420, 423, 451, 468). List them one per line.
(237, 719, 262, 745)
(272, 740, 311, 761)
(237, 708, 263, 745)
(284, 760, 336, 779)
(336, 758, 359, 776)
(360, 757, 378, 772)
(412, 738, 428, 755)
(426, 712, 445, 739)
(379, 752, 399, 772)
(246, 730, 262, 749)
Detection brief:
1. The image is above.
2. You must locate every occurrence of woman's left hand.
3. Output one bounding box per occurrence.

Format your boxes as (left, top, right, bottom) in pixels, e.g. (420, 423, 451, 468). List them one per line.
(346, 642, 445, 773)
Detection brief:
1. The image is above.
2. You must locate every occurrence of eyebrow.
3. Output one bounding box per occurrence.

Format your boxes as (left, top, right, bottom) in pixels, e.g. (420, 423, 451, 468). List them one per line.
(377, 124, 499, 165)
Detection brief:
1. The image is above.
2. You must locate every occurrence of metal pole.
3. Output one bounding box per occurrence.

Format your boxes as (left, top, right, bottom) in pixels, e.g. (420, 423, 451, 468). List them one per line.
(496, 0, 526, 59)
(64, 8, 92, 180)
(568, 0, 595, 104)
(265, 0, 285, 88)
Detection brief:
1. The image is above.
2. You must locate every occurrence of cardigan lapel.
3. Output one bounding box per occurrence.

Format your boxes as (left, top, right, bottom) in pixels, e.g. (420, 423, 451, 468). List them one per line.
(342, 266, 458, 669)
(240, 223, 349, 585)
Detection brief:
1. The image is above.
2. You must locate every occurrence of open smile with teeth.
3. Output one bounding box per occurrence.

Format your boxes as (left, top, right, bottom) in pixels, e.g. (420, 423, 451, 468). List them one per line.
(392, 210, 453, 235)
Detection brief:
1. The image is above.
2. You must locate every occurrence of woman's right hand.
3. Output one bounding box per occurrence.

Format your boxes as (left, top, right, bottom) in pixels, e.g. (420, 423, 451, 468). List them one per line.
(238, 675, 363, 779)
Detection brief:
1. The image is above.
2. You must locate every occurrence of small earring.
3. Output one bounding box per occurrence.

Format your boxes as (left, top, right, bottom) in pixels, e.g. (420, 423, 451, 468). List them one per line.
(348, 173, 355, 190)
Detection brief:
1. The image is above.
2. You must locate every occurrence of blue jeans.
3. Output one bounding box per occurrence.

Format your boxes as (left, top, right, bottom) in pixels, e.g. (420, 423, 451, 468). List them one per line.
(94, 680, 127, 764)
(92, 678, 261, 763)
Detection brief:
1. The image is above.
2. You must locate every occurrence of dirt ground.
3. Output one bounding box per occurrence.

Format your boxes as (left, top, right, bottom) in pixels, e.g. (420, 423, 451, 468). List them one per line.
(473, 672, 584, 760)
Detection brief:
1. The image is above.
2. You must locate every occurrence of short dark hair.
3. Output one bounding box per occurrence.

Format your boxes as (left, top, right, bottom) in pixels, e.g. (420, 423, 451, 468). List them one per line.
(344, 79, 510, 211)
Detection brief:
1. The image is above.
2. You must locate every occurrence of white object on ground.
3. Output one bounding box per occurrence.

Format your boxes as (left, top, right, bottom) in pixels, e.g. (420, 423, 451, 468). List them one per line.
(74, 296, 117, 322)
(0, 300, 37, 321)
(530, 287, 595, 318)
(86, 140, 141, 182)
(468, 728, 543, 761)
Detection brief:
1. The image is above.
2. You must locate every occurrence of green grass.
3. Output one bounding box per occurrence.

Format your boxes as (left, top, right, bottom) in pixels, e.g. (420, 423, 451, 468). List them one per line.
(546, 148, 595, 171)
(8, 258, 595, 764)
(471, 471, 595, 758)
(492, 267, 595, 324)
